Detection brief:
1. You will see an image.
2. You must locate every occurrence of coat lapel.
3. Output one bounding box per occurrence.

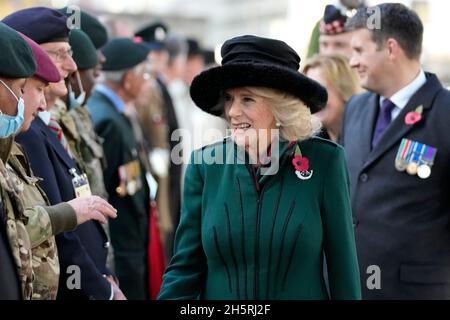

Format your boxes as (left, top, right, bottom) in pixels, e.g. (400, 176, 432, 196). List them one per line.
(357, 93, 379, 165)
(362, 73, 443, 171)
(34, 117, 76, 171)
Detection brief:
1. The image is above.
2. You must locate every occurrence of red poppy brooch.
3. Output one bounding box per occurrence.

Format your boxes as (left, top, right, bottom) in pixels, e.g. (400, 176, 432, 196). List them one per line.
(292, 145, 313, 180)
(405, 105, 423, 126)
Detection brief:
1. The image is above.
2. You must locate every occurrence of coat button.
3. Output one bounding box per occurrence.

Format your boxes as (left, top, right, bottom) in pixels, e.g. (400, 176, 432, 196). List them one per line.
(104, 242, 110, 249)
(359, 173, 369, 182)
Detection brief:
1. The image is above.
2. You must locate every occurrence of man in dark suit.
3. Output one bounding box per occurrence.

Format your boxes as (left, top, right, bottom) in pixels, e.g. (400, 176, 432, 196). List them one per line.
(87, 38, 151, 299)
(4, 7, 116, 300)
(341, 3, 450, 299)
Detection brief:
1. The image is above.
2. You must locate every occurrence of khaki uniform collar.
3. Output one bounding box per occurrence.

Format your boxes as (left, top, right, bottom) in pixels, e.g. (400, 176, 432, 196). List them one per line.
(0, 136, 14, 163)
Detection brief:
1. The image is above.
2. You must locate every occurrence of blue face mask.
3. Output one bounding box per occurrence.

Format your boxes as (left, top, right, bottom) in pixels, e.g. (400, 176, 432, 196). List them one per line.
(68, 72, 86, 109)
(0, 79, 25, 138)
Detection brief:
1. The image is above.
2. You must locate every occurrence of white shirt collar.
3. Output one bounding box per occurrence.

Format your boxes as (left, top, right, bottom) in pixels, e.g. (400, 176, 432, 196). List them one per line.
(380, 70, 427, 110)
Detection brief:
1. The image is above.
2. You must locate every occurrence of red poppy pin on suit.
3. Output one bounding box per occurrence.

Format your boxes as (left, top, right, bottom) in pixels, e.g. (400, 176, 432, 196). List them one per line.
(292, 145, 313, 180)
(405, 105, 423, 125)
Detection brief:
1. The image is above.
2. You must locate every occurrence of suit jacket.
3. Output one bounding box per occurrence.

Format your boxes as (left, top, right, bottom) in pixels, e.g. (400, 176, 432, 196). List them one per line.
(158, 137, 361, 300)
(341, 73, 450, 299)
(87, 89, 150, 300)
(16, 117, 112, 300)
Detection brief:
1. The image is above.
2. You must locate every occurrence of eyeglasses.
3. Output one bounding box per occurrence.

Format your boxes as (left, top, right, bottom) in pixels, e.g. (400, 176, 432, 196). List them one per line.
(45, 48, 73, 62)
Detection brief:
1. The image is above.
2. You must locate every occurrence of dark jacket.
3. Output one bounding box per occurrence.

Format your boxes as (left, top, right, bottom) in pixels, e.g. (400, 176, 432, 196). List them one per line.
(341, 73, 450, 299)
(158, 137, 361, 300)
(0, 199, 21, 300)
(16, 117, 112, 300)
(88, 89, 150, 300)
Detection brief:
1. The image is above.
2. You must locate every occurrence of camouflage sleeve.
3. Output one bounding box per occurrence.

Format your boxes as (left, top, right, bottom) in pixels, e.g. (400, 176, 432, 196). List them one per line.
(42, 202, 77, 235)
(24, 203, 77, 248)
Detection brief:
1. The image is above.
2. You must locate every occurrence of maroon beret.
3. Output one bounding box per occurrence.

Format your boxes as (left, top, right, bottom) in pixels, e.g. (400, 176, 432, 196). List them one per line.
(19, 32, 61, 83)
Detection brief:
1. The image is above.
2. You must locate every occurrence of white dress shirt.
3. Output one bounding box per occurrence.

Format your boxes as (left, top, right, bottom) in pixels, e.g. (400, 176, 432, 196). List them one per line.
(379, 70, 427, 120)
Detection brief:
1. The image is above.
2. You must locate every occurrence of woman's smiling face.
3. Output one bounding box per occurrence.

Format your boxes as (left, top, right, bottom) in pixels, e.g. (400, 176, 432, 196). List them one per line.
(224, 87, 276, 150)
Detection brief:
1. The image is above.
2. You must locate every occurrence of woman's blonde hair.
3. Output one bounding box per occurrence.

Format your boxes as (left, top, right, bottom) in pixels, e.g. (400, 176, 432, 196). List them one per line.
(223, 87, 322, 141)
(302, 54, 361, 102)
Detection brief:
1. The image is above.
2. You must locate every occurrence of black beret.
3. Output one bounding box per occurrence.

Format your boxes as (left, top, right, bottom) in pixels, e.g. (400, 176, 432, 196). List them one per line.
(0, 22, 36, 78)
(2, 7, 69, 44)
(101, 38, 150, 71)
(57, 7, 108, 49)
(70, 29, 98, 70)
(134, 22, 168, 50)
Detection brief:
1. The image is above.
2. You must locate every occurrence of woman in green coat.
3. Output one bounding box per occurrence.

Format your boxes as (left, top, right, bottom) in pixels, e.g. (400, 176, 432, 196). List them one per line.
(158, 35, 361, 300)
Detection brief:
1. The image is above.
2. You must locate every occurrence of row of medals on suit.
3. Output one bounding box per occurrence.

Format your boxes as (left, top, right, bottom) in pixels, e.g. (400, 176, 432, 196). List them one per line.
(394, 138, 436, 180)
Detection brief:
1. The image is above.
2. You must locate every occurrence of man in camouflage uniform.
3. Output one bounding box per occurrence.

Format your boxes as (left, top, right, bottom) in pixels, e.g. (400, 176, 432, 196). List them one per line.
(0, 163, 22, 300)
(0, 22, 117, 299)
(5, 7, 123, 300)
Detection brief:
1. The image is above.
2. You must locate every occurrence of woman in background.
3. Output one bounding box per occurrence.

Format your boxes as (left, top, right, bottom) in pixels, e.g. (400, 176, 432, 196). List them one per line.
(304, 54, 361, 142)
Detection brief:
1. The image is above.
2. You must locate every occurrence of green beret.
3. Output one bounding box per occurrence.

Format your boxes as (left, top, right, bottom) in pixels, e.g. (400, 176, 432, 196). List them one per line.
(0, 22, 36, 78)
(70, 29, 98, 70)
(57, 7, 108, 49)
(101, 38, 150, 71)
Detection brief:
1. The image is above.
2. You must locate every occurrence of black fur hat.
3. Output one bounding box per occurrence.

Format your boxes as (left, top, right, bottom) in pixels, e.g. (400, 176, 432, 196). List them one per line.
(190, 35, 327, 116)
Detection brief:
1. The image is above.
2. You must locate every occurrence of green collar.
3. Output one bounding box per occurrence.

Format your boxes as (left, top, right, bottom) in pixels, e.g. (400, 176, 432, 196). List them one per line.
(0, 136, 14, 163)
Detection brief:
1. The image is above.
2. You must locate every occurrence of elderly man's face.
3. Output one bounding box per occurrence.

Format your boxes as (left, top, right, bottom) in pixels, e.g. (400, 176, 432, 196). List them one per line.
(40, 41, 77, 100)
(124, 61, 151, 101)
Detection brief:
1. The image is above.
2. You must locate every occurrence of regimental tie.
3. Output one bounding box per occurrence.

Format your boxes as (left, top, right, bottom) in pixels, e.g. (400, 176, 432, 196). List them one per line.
(372, 98, 396, 148)
(48, 116, 72, 158)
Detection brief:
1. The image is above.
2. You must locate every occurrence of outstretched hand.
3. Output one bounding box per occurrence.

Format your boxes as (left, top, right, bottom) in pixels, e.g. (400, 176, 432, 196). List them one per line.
(67, 196, 117, 225)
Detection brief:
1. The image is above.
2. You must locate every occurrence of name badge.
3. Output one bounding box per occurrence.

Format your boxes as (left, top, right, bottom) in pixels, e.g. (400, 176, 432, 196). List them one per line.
(70, 168, 92, 198)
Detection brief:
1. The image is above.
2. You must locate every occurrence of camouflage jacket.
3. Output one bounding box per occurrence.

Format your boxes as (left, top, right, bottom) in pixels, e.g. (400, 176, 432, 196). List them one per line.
(0, 137, 33, 299)
(0, 137, 77, 300)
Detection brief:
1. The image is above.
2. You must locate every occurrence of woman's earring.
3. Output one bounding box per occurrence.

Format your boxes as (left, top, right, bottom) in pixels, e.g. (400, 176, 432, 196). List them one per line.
(276, 122, 281, 127)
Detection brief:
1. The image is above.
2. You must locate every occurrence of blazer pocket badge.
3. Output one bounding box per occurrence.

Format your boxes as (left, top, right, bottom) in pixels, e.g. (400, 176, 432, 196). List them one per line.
(395, 138, 437, 179)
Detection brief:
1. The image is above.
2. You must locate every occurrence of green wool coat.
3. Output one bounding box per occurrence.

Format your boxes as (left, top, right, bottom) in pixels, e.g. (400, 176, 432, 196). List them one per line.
(158, 137, 361, 300)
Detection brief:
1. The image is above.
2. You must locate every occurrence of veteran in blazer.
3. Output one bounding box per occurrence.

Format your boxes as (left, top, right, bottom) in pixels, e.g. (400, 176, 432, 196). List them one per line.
(88, 38, 151, 300)
(342, 3, 450, 299)
(158, 35, 361, 300)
